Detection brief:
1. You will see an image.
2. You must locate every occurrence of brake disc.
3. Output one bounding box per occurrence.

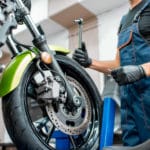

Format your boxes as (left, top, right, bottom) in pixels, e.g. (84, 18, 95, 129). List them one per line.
(46, 76, 92, 135)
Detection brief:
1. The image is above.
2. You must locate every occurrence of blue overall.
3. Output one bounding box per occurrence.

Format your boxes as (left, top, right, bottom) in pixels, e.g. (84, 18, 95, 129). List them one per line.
(118, 0, 150, 146)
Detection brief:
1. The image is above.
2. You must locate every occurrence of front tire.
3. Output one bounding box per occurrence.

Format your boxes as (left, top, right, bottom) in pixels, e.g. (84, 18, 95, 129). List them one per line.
(2, 55, 102, 150)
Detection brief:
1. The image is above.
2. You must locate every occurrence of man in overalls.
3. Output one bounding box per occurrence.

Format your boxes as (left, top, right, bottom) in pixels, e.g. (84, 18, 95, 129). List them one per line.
(73, 0, 150, 146)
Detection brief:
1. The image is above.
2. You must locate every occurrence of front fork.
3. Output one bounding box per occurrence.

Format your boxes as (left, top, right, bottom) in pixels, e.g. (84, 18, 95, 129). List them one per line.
(14, 0, 81, 110)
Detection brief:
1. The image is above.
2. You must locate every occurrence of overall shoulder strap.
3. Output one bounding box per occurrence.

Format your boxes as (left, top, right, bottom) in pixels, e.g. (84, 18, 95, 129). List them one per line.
(133, 0, 150, 23)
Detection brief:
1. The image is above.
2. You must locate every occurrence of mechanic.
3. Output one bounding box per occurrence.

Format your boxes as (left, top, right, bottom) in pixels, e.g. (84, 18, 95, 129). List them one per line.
(73, 0, 150, 146)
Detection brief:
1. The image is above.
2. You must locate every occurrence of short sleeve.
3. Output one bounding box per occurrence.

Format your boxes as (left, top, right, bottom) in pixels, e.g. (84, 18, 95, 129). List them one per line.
(117, 15, 127, 34)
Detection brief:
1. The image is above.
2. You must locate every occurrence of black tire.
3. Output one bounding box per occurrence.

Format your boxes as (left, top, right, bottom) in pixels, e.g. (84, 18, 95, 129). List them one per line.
(2, 55, 102, 150)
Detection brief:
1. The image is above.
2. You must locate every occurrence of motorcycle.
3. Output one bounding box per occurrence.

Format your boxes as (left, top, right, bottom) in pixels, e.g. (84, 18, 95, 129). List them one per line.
(0, 0, 102, 149)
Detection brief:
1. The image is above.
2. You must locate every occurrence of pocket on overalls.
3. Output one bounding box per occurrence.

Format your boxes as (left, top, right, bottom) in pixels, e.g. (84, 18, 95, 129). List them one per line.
(118, 31, 133, 65)
(118, 31, 133, 50)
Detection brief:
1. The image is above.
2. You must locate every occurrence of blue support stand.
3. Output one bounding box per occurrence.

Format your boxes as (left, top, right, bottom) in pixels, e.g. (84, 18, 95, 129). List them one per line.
(52, 130, 70, 150)
(100, 97, 116, 150)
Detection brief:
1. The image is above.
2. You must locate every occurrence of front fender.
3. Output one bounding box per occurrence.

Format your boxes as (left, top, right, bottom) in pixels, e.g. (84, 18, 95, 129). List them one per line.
(0, 50, 36, 97)
(49, 45, 71, 55)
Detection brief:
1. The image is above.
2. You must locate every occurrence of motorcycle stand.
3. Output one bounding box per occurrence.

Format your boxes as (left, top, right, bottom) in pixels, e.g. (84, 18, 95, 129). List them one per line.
(100, 97, 116, 150)
(52, 131, 70, 150)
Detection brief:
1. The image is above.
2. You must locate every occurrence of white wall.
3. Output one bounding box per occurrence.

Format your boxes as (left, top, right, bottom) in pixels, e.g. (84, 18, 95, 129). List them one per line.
(48, 0, 76, 16)
(47, 30, 69, 49)
(31, 0, 48, 23)
(98, 4, 129, 61)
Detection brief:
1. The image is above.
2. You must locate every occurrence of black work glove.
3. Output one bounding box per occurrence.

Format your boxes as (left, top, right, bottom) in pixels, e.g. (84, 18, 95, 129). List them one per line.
(111, 65, 146, 85)
(72, 42, 92, 68)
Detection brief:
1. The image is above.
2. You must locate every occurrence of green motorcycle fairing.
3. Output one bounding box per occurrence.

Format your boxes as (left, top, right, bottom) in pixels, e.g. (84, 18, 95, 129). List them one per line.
(0, 50, 36, 97)
(0, 45, 71, 97)
(49, 45, 70, 54)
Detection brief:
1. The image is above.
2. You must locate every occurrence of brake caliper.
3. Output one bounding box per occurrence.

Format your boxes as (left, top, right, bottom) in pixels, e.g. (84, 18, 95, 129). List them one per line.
(33, 70, 67, 103)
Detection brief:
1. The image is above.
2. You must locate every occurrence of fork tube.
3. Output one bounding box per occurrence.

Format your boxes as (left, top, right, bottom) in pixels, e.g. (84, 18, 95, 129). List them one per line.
(15, 0, 41, 38)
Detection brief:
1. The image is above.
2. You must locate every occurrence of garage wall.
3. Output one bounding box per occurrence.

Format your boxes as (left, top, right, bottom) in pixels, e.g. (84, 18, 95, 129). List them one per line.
(98, 4, 129, 61)
(47, 30, 69, 49)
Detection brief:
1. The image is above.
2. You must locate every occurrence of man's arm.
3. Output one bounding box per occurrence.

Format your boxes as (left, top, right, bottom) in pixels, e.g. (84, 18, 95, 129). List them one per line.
(141, 62, 150, 77)
(73, 42, 120, 74)
(90, 50, 120, 74)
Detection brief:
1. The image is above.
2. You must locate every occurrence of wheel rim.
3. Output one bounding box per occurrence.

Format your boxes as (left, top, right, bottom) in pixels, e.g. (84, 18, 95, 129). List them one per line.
(24, 63, 100, 149)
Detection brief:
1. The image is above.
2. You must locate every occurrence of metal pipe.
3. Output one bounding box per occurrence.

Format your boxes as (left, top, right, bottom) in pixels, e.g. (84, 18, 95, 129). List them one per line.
(74, 18, 83, 48)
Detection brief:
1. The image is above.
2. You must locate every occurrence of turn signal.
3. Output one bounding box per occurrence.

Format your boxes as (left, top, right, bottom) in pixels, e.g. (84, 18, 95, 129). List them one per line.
(41, 52, 52, 64)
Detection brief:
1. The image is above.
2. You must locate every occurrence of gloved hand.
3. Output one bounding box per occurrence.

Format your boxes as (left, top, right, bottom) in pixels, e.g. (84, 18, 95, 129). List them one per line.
(111, 65, 146, 85)
(72, 42, 92, 68)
